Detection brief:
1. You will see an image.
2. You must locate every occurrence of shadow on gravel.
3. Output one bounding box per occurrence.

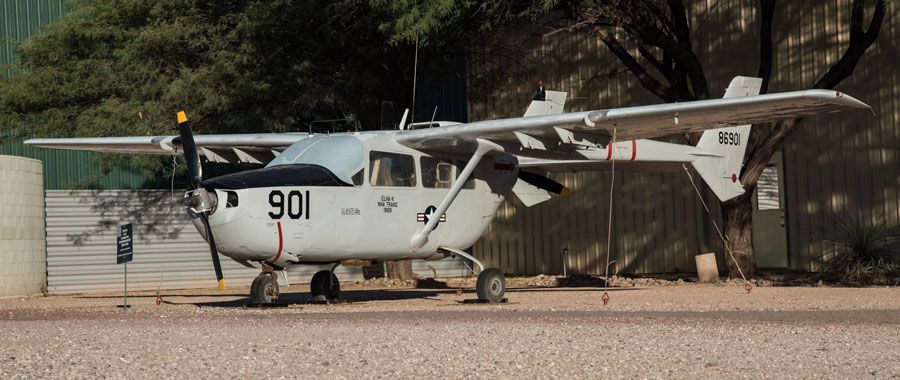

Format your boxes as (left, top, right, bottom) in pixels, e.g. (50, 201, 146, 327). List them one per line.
(506, 287, 641, 293)
(172, 289, 453, 308)
(79, 294, 249, 299)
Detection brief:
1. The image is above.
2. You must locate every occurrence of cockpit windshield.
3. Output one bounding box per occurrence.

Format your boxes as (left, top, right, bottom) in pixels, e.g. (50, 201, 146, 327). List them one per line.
(266, 135, 364, 185)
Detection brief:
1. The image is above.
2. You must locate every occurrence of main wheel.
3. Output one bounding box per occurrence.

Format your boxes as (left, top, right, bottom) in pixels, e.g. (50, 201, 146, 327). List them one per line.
(476, 268, 506, 303)
(250, 274, 277, 306)
(310, 270, 341, 301)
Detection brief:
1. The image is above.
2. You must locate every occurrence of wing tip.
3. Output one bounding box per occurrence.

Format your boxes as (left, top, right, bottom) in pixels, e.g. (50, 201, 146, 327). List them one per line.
(806, 89, 871, 109)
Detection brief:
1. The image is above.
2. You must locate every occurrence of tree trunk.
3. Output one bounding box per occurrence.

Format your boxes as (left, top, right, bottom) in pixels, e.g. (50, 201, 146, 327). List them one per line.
(385, 260, 414, 280)
(721, 194, 757, 279)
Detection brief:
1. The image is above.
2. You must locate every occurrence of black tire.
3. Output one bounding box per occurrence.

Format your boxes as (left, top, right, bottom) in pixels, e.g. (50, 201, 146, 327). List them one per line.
(250, 275, 276, 306)
(250, 275, 262, 303)
(311, 270, 341, 300)
(476, 268, 506, 303)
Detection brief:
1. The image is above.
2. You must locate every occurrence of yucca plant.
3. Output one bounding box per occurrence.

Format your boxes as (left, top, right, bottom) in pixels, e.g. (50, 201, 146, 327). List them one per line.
(817, 214, 900, 281)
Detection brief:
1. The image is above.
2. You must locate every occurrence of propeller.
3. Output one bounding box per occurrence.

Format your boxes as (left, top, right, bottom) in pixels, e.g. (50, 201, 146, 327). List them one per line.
(176, 111, 225, 290)
(518, 171, 571, 197)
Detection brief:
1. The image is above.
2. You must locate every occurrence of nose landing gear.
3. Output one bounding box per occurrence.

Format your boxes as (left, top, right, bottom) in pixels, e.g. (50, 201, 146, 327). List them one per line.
(249, 263, 279, 306)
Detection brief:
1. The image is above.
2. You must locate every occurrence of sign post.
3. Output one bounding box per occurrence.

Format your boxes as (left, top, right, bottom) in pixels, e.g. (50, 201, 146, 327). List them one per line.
(117, 223, 134, 309)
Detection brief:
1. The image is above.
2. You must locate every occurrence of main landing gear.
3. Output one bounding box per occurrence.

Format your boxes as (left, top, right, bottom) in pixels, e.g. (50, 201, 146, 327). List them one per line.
(250, 263, 279, 306)
(310, 269, 341, 302)
(440, 247, 507, 303)
(476, 268, 506, 303)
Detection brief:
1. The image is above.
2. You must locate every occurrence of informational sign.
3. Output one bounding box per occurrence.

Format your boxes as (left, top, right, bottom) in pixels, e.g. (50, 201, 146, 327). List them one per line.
(116, 223, 133, 264)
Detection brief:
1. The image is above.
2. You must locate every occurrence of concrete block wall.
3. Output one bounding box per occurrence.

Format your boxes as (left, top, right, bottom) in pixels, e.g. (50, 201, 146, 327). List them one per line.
(0, 155, 46, 298)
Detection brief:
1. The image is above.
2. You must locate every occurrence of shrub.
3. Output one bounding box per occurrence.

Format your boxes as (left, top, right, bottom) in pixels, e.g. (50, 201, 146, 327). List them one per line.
(817, 214, 900, 280)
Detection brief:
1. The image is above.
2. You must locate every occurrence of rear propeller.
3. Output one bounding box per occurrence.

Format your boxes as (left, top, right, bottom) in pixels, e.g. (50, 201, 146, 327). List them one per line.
(176, 111, 225, 290)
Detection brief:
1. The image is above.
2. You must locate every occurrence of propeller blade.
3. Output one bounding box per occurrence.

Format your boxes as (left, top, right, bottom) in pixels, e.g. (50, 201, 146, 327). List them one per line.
(200, 213, 225, 290)
(518, 171, 570, 197)
(175, 111, 203, 189)
(176, 112, 222, 290)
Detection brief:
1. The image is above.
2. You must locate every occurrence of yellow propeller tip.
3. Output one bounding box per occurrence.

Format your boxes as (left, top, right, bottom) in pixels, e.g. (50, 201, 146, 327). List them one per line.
(217, 279, 225, 290)
(560, 187, 571, 198)
(177, 111, 188, 124)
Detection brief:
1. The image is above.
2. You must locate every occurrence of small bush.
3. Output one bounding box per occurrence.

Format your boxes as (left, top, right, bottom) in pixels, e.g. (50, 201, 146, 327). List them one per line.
(817, 214, 900, 280)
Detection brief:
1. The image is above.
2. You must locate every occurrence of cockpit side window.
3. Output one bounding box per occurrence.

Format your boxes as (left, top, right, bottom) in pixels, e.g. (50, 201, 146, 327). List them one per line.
(369, 151, 416, 187)
(421, 156, 454, 189)
(454, 160, 477, 189)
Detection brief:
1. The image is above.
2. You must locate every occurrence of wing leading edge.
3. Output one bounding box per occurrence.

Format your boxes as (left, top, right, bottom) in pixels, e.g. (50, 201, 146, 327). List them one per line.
(24, 133, 309, 164)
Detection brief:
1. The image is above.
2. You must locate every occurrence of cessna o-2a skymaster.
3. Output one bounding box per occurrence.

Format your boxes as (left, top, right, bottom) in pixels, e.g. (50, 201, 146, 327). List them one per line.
(26, 76, 869, 304)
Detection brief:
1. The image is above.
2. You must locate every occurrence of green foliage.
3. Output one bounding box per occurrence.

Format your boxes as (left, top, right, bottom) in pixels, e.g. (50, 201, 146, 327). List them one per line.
(0, 0, 421, 139)
(372, 0, 554, 47)
(817, 214, 900, 280)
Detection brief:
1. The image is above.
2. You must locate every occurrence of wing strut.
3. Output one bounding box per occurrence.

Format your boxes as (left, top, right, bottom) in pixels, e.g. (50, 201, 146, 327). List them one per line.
(410, 138, 503, 250)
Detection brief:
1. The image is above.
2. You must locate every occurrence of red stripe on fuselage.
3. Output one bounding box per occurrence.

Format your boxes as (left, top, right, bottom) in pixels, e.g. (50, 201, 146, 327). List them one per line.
(606, 143, 613, 160)
(273, 221, 283, 262)
(631, 140, 637, 161)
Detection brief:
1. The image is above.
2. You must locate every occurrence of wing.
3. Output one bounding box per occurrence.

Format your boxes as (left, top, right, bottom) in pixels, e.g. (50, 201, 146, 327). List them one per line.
(24, 133, 309, 164)
(395, 89, 869, 156)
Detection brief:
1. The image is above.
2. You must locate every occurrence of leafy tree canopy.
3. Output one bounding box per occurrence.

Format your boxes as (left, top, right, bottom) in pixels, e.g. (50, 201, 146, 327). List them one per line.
(371, 0, 548, 47)
(1, 0, 424, 139)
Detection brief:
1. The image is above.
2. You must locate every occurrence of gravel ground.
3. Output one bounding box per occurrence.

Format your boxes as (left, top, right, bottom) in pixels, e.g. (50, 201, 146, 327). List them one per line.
(1, 281, 899, 379)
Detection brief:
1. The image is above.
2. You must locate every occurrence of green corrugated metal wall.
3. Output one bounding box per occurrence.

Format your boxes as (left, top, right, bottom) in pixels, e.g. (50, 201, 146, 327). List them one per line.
(414, 57, 468, 123)
(0, 0, 66, 78)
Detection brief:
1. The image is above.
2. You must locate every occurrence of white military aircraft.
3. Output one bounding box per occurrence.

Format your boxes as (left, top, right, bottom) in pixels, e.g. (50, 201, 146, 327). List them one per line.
(26, 76, 869, 304)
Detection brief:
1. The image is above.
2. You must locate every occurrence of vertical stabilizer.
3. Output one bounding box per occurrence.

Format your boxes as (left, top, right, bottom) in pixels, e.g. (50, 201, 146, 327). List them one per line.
(690, 76, 762, 201)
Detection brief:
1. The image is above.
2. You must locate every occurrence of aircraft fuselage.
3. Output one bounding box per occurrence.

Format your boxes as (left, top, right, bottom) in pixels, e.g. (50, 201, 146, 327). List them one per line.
(189, 133, 518, 267)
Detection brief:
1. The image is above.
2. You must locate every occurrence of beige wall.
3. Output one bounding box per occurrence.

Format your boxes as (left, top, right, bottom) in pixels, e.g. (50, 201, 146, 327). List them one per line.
(0, 155, 46, 297)
(469, 1, 899, 274)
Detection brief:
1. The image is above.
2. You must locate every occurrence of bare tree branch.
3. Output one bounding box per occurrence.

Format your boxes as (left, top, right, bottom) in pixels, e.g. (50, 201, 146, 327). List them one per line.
(636, 44, 669, 80)
(596, 28, 674, 101)
(813, 0, 886, 89)
(757, 0, 776, 94)
(667, 0, 692, 50)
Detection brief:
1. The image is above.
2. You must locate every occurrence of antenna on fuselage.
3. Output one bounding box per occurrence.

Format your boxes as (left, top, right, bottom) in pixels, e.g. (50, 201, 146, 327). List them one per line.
(427, 106, 438, 128)
(410, 34, 419, 126)
(398, 108, 410, 130)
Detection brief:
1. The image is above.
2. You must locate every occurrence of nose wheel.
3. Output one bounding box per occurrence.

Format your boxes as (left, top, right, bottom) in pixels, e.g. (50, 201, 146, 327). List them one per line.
(310, 270, 341, 302)
(249, 263, 279, 306)
(476, 268, 506, 303)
